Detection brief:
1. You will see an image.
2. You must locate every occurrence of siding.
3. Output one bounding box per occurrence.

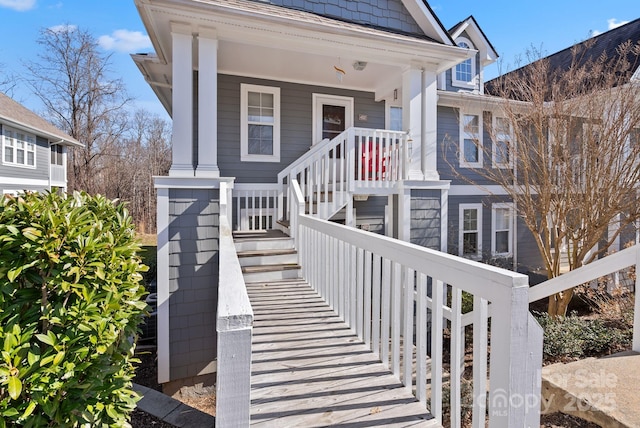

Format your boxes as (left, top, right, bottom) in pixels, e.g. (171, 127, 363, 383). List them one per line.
(0, 124, 51, 191)
(444, 30, 481, 93)
(268, 0, 423, 35)
(437, 106, 495, 186)
(217, 74, 385, 183)
(354, 196, 387, 234)
(168, 188, 219, 381)
(410, 189, 441, 250)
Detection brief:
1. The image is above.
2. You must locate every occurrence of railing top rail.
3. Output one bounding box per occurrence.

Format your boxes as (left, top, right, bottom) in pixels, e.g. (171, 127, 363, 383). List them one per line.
(298, 214, 528, 300)
(277, 128, 351, 182)
(217, 211, 254, 331)
(529, 244, 640, 303)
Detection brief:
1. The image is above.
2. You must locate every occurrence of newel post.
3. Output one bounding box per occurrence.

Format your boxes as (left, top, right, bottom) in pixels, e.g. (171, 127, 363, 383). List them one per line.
(487, 275, 536, 428)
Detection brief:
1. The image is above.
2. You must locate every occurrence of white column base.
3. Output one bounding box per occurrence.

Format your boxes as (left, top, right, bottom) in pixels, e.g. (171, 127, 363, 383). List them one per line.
(195, 165, 220, 178)
(169, 165, 195, 177)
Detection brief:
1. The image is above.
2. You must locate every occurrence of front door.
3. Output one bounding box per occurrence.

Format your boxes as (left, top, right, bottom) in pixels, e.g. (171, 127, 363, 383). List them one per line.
(312, 94, 353, 145)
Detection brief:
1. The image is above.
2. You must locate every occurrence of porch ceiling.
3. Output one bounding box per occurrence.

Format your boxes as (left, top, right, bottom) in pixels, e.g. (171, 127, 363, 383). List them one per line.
(134, 0, 472, 116)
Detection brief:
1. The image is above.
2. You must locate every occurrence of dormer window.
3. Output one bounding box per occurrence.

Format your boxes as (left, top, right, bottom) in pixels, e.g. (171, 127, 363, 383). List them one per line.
(452, 37, 476, 89)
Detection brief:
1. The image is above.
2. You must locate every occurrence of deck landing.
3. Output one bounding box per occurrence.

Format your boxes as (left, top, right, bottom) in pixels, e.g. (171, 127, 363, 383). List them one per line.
(248, 280, 439, 427)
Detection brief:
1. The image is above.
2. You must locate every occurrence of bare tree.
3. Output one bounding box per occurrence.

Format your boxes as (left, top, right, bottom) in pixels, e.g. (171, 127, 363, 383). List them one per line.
(458, 41, 640, 316)
(25, 25, 131, 194)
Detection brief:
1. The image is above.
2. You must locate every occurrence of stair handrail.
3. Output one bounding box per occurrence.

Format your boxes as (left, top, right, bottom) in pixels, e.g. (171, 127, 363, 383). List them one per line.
(277, 128, 354, 223)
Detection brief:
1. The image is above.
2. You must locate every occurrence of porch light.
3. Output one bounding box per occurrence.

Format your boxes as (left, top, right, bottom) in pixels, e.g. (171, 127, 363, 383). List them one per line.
(352, 61, 367, 71)
(334, 65, 346, 83)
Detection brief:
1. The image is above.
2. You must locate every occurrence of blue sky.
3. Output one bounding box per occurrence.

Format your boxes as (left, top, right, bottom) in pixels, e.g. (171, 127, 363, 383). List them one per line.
(0, 0, 638, 121)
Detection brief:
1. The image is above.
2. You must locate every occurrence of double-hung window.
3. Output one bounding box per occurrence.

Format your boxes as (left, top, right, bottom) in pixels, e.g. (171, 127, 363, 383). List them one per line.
(492, 203, 513, 256)
(492, 116, 513, 168)
(3, 127, 36, 168)
(240, 84, 280, 162)
(460, 111, 482, 167)
(459, 203, 482, 258)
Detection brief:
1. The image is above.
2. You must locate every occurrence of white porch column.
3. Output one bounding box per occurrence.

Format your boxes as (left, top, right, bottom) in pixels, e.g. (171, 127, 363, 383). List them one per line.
(196, 28, 220, 177)
(403, 67, 424, 180)
(422, 70, 439, 180)
(169, 23, 194, 177)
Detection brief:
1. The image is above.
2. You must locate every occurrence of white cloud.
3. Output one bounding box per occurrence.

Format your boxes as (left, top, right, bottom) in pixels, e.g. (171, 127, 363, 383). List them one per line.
(592, 18, 630, 37)
(98, 29, 152, 53)
(0, 0, 36, 11)
(48, 24, 77, 33)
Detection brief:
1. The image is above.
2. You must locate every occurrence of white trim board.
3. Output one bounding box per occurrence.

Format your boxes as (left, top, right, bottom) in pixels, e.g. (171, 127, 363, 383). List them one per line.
(0, 177, 49, 187)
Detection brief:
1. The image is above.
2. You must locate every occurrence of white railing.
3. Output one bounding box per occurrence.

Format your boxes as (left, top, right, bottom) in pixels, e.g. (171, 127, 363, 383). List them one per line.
(216, 182, 253, 427)
(291, 180, 540, 428)
(232, 183, 280, 231)
(529, 244, 640, 352)
(277, 128, 408, 224)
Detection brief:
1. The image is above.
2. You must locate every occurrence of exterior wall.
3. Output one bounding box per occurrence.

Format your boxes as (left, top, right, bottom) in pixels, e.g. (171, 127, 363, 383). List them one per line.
(167, 188, 219, 384)
(444, 30, 481, 92)
(354, 196, 386, 234)
(515, 217, 545, 276)
(268, 0, 423, 35)
(0, 125, 52, 192)
(437, 106, 494, 186)
(410, 189, 441, 250)
(217, 74, 385, 183)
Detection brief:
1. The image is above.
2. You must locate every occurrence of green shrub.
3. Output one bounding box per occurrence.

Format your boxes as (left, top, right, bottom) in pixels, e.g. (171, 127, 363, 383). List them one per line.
(0, 192, 148, 427)
(535, 311, 632, 362)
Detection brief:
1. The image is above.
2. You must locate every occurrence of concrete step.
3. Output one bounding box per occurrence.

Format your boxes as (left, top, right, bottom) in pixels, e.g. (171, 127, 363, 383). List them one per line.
(242, 263, 301, 283)
(237, 248, 298, 267)
(541, 350, 640, 427)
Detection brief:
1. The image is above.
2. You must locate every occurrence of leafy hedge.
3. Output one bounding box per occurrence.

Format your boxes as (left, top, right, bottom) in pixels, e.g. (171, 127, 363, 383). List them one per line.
(0, 192, 148, 427)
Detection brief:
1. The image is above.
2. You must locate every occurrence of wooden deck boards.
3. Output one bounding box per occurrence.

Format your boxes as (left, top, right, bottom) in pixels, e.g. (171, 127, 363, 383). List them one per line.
(247, 280, 439, 427)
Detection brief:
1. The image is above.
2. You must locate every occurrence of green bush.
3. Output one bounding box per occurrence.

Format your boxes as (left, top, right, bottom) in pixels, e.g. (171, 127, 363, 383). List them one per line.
(0, 192, 148, 427)
(535, 311, 632, 362)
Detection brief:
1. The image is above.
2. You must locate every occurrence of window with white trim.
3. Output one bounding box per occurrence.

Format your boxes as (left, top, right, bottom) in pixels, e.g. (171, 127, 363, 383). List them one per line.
(240, 84, 280, 162)
(460, 111, 482, 168)
(3, 127, 36, 168)
(492, 116, 513, 168)
(492, 203, 513, 257)
(459, 203, 482, 258)
(452, 37, 476, 88)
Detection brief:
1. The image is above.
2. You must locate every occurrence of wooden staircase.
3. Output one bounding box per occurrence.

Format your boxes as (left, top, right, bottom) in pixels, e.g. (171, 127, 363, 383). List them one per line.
(233, 230, 302, 283)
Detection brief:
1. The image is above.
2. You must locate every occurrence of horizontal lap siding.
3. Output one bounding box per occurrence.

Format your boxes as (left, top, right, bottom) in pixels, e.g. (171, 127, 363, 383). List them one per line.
(168, 188, 219, 381)
(217, 74, 384, 183)
(354, 196, 387, 234)
(437, 106, 494, 186)
(0, 129, 52, 190)
(411, 189, 441, 250)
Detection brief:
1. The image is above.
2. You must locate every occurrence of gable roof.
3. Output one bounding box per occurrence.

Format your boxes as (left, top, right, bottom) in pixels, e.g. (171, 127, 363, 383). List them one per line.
(449, 15, 498, 66)
(0, 92, 81, 147)
(486, 17, 640, 96)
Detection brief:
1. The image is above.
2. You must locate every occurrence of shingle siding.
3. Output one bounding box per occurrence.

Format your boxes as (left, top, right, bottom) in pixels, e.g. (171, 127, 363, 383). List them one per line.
(411, 189, 441, 250)
(218, 74, 385, 183)
(269, 0, 423, 35)
(168, 188, 219, 381)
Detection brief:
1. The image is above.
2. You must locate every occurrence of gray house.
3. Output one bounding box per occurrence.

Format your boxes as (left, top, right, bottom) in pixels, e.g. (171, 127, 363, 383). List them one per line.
(0, 92, 81, 194)
(133, 0, 546, 395)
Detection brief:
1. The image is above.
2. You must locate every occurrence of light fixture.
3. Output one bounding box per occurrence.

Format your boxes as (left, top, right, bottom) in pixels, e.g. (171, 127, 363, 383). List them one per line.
(352, 61, 367, 71)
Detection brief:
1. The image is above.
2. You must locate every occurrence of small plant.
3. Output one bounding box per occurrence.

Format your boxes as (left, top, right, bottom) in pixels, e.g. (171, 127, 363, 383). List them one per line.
(0, 191, 148, 427)
(534, 311, 632, 363)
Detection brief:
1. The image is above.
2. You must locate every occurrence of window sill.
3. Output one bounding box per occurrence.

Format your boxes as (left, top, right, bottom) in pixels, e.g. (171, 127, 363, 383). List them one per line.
(240, 155, 280, 163)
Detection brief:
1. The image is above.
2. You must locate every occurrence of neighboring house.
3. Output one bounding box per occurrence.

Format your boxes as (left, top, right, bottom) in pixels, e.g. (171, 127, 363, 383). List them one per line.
(485, 17, 640, 265)
(131, 0, 552, 393)
(0, 92, 81, 194)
